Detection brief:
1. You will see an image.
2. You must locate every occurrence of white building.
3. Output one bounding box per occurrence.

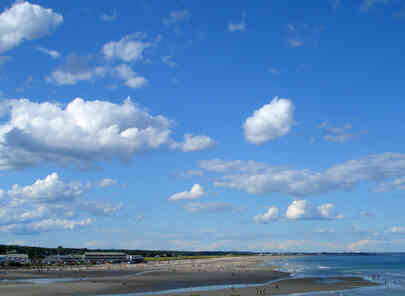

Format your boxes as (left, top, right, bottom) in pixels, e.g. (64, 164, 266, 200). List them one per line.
(84, 252, 128, 263)
(5, 254, 30, 265)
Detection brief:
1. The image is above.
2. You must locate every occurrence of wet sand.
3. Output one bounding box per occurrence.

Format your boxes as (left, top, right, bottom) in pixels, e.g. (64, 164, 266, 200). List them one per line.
(0, 255, 378, 296)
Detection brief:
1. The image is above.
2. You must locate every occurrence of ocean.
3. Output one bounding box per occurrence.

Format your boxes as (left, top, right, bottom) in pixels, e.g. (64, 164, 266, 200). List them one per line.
(266, 253, 405, 295)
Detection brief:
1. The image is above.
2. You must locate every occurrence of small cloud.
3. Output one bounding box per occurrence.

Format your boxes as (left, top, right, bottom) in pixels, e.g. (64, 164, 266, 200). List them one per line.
(243, 97, 295, 144)
(316, 228, 335, 233)
(170, 134, 216, 152)
(319, 121, 355, 143)
(269, 68, 280, 75)
(162, 56, 177, 67)
(184, 202, 234, 213)
(254, 207, 279, 223)
(98, 178, 117, 188)
(228, 12, 247, 32)
(36, 47, 61, 59)
(386, 226, 405, 234)
(162, 9, 190, 25)
(101, 10, 117, 22)
(359, 210, 375, 217)
(178, 170, 204, 178)
(288, 39, 304, 47)
(168, 184, 204, 201)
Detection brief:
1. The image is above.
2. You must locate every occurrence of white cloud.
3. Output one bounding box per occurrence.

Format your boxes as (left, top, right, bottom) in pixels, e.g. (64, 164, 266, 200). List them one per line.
(101, 10, 117, 22)
(184, 202, 233, 213)
(320, 121, 354, 143)
(168, 184, 204, 201)
(0, 188, 4, 198)
(254, 200, 343, 223)
(205, 153, 405, 196)
(348, 239, 380, 251)
(170, 134, 216, 152)
(98, 178, 117, 188)
(47, 63, 147, 89)
(112, 64, 148, 88)
(162, 9, 190, 25)
(200, 159, 268, 173)
(288, 39, 304, 47)
(46, 67, 107, 85)
(102, 33, 151, 63)
(373, 177, 405, 192)
(35, 46, 61, 59)
(228, 12, 247, 32)
(162, 56, 177, 67)
(243, 97, 295, 144)
(253, 207, 279, 223)
(8, 172, 89, 205)
(0, 173, 121, 234)
(0, 97, 171, 169)
(0, 218, 92, 234)
(179, 170, 204, 178)
(0, 1, 63, 53)
(386, 226, 405, 234)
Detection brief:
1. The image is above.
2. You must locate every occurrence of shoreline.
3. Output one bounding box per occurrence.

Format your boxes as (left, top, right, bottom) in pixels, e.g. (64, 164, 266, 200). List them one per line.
(0, 255, 379, 296)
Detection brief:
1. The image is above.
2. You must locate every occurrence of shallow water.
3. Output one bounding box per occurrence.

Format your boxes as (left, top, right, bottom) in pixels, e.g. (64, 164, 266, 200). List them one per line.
(266, 254, 405, 296)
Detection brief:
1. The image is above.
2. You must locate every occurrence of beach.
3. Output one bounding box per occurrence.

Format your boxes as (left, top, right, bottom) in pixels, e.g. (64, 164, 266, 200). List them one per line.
(0, 255, 378, 296)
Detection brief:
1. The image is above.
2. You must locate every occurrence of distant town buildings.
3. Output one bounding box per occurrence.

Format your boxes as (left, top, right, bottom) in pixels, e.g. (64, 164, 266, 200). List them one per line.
(0, 253, 30, 265)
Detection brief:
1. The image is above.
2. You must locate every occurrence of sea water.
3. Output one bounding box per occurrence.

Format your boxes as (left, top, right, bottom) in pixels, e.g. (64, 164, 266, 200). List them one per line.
(266, 253, 405, 295)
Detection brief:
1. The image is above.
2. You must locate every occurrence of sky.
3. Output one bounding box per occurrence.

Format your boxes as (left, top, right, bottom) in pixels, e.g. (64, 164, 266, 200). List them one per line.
(0, 0, 405, 252)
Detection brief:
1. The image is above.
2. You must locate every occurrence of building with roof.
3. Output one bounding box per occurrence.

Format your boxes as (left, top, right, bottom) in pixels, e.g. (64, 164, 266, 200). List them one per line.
(84, 252, 128, 263)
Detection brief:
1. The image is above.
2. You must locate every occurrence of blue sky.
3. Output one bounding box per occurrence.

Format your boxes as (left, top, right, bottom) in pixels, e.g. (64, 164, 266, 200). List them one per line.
(0, 0, 405, 252)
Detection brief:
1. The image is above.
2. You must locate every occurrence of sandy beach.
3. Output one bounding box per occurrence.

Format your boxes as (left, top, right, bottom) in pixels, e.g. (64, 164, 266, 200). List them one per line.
(0, 255, 378, 296)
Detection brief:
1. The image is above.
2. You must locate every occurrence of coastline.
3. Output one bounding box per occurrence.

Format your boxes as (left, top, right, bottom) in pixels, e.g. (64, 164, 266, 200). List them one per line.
(0, 255, 378, 296)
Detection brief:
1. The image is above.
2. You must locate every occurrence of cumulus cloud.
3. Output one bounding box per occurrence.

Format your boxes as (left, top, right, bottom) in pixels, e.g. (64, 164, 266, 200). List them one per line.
(243, 97, 295, 144)
(386, 226, 405, 234)
(254, 200, 342, 223)
(102, 33, 151, 63)
(253, 207, 279, 223)
(35, 46, 61, 59)
(0, 173, 120, 234)
(184, 202, 234, 213)
(47, 60, 146, 88)
(228, 12, 247, 33)
(98, 178, 117, 188)
(112, 64, 148, 88)
(46, 67, 107, 85)
(204, 153, 405, 197)
(162, 9, 190, 25)
(8, 172, 89, 205)
(0, 97, 171, 169)
(0, 1, 63, 53)
(168, 184, 204, 201)
(286, 200, 343, 220)
(170, 134, 216, 152)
